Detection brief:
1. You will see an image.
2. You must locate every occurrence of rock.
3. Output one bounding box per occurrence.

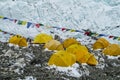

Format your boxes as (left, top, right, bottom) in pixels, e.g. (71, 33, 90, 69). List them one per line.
(0, 42, 120, 80)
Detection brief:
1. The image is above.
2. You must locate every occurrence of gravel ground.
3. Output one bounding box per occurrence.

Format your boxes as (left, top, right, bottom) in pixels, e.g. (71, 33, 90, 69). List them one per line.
(0, 42, 120, 80)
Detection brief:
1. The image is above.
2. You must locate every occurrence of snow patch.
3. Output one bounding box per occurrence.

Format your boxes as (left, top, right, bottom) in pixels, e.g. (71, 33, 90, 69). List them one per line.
(47, 63, 83, 78)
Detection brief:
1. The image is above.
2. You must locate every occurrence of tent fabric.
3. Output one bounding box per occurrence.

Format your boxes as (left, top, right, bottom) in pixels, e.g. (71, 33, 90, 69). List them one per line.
(9, 35, 21, 45)
(93, 38, 110, 50)
(48, 50, 76, 67)
(78, 53, 91, 63)
(86, 54, 98, 66)
(102, 44, 120, 56)
(9, 35, 27, 47)
(44, 40, 64, 50)
(66, 44, 89, 63)
(66, 44, 98, 65)
(18, 37, 28, 47)
(33, 33, 53, 44)
(62, 38, 81, 48)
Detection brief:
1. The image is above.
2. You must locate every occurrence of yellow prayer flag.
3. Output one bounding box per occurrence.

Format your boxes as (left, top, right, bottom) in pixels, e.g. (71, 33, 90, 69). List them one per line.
(118, 37, 120, 41)
(45, 25, 52, 28)
(94, 33, 99, 37)
(22, 21, 27, 25)
(70, 29, 75, 32)
(0, 16, 4, 19)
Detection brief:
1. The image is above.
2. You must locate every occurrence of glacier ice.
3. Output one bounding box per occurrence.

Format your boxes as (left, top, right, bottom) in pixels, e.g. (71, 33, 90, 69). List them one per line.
(0, 0, 120, 43)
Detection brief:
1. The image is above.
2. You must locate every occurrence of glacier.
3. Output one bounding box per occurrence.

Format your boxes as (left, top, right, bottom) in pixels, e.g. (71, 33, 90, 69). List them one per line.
(0, 0, 120, 44)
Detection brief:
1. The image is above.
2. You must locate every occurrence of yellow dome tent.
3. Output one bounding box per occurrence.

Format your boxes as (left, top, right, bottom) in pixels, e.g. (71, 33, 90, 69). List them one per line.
(18, 37, 28, 47)
(78, 52, 91, 63)
(93, 38, 110, 50)
(44, 40, 64, 51)
(102, 44, 120, 56)
(62, 38, 81, 48)
(66, 44, 98, 65)
(48, 50, 76, 67)
(87, 54, 98, 66)
(9, 35, 27, 47)
(66, 44, 89, 63)
(33, 33, 53, 44)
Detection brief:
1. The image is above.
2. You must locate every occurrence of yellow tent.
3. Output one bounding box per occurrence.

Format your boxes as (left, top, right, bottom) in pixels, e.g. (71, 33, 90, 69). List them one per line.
(66, 44, 98, 65)
(18, 37, 28, 47)
(102, 44, 120, 56)
(62, 38, 81, 48)
(48, 50, 76, 67)
(9, 35, 27, 47)
(33, 33, 53, 44)
(87, 54, 98, 66)
(78, 53, 91, 63)
(66, 44, 89, 63)
(93, 38, 110, 50)
(44, 40, 64, 51)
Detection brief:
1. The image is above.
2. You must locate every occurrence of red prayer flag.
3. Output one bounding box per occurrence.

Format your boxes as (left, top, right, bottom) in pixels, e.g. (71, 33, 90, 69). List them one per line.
(84, 31, 90, 36)
(35, 24, 40, 28)
(61, 28, 66, 31)
(109, 36, 114, 38)
(14, 19, 17, 23)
